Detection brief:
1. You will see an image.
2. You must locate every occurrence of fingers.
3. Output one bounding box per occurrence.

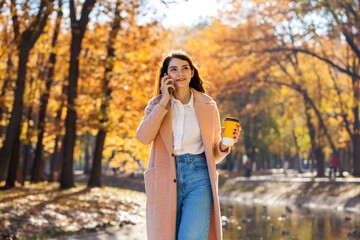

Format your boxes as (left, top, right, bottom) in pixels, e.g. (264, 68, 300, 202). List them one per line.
(161, 75, 172, 86)
(233, 125, 242, 143)
(160, 76, 175, 97)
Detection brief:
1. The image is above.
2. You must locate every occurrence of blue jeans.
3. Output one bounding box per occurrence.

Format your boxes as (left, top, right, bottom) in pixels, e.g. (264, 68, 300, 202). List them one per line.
(175, 153, 213, 240)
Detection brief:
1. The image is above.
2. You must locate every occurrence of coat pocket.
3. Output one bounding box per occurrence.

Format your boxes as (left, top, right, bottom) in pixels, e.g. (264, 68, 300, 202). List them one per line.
(144, 167, 155, 204)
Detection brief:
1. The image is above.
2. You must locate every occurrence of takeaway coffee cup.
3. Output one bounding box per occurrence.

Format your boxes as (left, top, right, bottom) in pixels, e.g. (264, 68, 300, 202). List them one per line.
(222, 117, 240, 146)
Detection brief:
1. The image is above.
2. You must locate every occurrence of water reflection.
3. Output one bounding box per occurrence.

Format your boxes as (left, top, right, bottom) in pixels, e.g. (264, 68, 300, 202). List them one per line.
(221, 201, 360, 240)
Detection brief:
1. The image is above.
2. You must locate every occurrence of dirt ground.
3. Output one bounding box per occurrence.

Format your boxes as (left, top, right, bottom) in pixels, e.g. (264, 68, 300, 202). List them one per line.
(74, 173, 145, 193)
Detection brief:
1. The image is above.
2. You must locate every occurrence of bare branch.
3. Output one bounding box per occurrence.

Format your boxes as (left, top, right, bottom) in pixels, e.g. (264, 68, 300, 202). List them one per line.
(259, 47, 360, 79)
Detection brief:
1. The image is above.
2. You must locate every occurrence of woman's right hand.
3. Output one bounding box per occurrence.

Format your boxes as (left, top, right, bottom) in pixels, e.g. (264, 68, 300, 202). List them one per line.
(159, 75, 175, 108)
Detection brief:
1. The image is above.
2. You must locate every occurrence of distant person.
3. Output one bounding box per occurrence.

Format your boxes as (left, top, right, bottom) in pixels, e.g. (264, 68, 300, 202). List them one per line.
(329, 153, 339, 179)
(245, 157, 252, 177)
(137, 50, 241, 240)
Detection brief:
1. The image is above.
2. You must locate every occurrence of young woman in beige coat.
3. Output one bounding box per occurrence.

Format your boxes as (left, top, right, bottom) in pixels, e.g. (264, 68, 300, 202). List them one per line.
(137, 50, 241, 240)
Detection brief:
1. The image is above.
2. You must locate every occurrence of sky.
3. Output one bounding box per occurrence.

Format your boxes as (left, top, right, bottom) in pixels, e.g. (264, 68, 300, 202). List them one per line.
(145, 0, 223, 27)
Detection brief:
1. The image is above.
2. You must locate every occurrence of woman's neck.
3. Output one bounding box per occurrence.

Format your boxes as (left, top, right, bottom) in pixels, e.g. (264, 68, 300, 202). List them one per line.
(174, 87, 191, 104)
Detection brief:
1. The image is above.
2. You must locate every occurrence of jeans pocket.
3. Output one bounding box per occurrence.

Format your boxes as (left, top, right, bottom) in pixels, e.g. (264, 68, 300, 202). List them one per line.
(144, 167, 155, 204)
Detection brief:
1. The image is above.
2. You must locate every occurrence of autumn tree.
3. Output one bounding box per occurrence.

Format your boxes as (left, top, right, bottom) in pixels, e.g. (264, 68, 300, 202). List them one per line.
(87, 0, 123, 187)
(59, 0, 96, 189)
(293, 0, 360, 175)
(0, 0, 54, 187)
(183, 2, 348, 176)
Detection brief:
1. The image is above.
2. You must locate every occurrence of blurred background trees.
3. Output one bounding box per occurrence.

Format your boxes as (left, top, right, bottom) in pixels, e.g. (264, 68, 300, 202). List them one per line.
(0, 0, 359, 188)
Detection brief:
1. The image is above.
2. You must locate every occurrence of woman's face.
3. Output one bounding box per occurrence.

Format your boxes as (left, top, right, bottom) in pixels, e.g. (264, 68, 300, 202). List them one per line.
(167, 58, 194, 90)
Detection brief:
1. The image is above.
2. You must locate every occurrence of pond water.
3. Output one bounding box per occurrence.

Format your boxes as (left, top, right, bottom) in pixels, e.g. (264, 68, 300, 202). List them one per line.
(221, 201, 360, 240)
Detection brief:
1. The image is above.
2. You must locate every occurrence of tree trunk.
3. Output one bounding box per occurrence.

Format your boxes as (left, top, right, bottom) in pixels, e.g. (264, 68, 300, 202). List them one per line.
(314, 146, 325, 177)
(88, 0, 121, 188)
(0, 48, 29, 181)
(21, 140, 31, 185)
(84, 141, 90, 174)
(304, 101, 325, 176)
(25, 98, 37, 182)
(5, 125, 21, 188)
(60, 0, 96, 189)
(352, 75, 360, 176)
(292, 125, 303, 173)
(48, 135, 59, 182)
(49, 88, 65, 182)
(88, 129, 106, 187)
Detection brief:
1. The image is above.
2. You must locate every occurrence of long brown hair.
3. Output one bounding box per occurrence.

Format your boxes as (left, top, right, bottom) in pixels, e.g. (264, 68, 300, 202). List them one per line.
(155, 50, 205, 95)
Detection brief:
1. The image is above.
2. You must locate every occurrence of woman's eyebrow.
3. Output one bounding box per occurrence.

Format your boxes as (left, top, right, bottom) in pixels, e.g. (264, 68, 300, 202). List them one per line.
(169, 64, 189, 68)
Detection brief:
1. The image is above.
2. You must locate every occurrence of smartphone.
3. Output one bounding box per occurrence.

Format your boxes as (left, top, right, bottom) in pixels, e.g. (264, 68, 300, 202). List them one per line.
(164, 73, 174, 94)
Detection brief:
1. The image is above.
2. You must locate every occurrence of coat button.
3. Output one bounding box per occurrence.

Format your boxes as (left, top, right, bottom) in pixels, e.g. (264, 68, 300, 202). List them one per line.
(173, 179, 177, 183)
(172, 153, 174, 157)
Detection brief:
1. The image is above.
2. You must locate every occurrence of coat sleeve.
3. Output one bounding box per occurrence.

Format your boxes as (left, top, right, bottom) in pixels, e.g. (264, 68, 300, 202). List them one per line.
(213, 103, 231, 164)
(136, 98, 168, 145)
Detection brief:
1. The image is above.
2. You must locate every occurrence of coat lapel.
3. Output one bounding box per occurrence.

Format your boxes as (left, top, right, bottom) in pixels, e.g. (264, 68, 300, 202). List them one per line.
(193, 90, 215, 160)
(159, 101, 174, 155)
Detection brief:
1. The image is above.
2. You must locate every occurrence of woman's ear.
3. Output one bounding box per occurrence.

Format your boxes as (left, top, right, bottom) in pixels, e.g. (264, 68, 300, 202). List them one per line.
(191, 69, 194, 78)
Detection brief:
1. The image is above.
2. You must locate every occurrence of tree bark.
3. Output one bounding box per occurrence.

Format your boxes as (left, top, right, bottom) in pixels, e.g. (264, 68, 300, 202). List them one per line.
(21, 140, 30, 185)
(49, 86, 65, 182)
(351, 75, 360, 176)
(88, 0, 121, 187)
(84, 142, 90, 174)
(292, 125, 303, 173)
(88, 129, 106, 187)
(24, 89, 36, 183)
(304, 101, 325, 177)
(5, 126, 21, 188)
(60, 0, 96, 189)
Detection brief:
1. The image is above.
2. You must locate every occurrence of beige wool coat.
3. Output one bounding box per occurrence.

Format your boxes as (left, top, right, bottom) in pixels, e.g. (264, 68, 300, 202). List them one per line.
(136, 88, 230, 240)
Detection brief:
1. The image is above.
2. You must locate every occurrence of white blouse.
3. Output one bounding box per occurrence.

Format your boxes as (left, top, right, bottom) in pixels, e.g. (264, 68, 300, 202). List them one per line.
(171, 90, 205, 156)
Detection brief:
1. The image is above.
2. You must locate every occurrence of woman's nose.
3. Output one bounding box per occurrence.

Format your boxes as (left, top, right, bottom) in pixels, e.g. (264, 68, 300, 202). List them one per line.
(177, 69, 185, 75)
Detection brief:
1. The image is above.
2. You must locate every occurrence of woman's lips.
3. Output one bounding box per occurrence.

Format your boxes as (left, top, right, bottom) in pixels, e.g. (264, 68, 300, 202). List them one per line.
(176, 78, 186, 82)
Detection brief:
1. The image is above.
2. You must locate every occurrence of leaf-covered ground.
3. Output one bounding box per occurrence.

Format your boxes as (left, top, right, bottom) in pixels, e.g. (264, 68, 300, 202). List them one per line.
(0, 181, 146, 239)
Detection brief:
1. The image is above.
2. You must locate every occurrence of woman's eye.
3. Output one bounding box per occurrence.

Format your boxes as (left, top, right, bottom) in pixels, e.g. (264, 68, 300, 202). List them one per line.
(170, 68, 176, 71)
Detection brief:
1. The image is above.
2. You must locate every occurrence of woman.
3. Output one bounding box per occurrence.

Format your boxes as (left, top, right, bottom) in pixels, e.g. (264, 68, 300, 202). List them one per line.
(137, 50, 241, 240)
